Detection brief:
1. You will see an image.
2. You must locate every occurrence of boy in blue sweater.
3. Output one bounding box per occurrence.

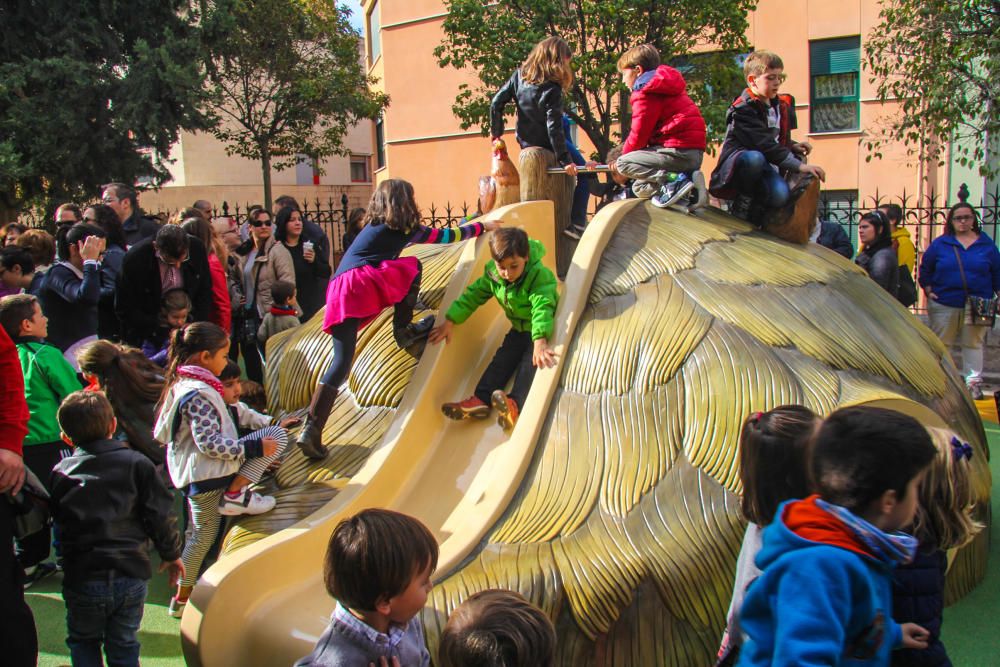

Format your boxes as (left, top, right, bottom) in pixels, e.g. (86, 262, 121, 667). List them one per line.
(738, 406, 935, 666)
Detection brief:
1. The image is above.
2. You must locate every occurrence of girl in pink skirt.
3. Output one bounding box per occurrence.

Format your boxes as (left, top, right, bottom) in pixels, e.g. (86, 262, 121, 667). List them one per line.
(296, 179, 500, 458)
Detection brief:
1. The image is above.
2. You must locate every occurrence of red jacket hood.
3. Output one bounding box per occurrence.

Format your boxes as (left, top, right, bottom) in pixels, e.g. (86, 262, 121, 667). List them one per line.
(633, 65, 687, 97)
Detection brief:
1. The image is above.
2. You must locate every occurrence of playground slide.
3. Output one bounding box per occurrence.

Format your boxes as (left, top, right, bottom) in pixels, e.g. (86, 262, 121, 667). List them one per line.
(182, 198, 645, 666)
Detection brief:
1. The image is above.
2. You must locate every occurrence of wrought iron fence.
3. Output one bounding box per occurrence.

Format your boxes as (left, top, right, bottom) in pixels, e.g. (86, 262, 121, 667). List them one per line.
(158, 197, 474, 260)
(818, 184, 1000, 260)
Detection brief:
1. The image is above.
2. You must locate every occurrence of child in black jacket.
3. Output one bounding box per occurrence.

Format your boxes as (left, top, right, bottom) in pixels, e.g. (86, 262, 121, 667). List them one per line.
(50, 391, 183, 664)
(709, 50, 825, 224)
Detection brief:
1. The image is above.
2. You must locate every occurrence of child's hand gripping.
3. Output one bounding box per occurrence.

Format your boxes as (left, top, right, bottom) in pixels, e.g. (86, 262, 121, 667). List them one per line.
(262, 437, 280, 457)
(799, 163, 826, 182)
(428, 319, 453, 345)
(483, 220, 503, 232)
(279, 417, 302, 429)
(159, 558, 186, 589)
(533, 338, 558, 368)
(901, 623, 930, 650)
(369, 658, 401, 667)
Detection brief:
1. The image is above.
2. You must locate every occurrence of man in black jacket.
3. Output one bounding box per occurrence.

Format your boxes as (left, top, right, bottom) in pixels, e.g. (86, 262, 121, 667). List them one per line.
(102, 182, 160, 247)
(116, 225, 213, 346)
(811, 218, 854, 259)
(51, 391, 182, 664)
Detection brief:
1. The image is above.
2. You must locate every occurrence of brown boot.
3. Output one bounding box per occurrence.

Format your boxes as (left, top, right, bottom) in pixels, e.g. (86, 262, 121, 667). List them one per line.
(296, 382, 338, 459)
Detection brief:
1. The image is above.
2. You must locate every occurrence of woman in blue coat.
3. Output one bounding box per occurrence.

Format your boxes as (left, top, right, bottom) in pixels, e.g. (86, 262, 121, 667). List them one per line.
(919, 202, 1000, 399)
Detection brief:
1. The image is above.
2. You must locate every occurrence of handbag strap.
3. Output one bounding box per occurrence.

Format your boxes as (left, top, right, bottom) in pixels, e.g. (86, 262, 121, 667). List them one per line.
(952, 246, 970, 298)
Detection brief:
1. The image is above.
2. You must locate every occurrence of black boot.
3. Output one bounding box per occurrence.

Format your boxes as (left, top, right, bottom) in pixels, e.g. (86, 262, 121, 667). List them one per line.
(392, 263, 433, 349)
(296, 382, 338, 460)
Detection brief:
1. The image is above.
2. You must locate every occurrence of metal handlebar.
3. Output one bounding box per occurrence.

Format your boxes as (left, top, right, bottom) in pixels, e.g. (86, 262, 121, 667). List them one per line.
(546, 165, 613, 174)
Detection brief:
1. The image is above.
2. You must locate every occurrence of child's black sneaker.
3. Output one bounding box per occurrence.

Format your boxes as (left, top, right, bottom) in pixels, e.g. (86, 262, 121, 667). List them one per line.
(563, 223, 585, 240)
(22, 562, 57, 590)
(729, 194, 753, 220)
(442, 396, 490, 420)
(394, 315, 435, 349)
(491, 390, 519, 433)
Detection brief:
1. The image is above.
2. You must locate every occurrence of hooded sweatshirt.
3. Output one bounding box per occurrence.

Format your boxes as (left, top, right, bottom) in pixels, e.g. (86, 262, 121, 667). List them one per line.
(892, 227, 916, 275)
(738, 496, 906, 667)
(622, 65, 706, 154)
(445, 239, 558, 341)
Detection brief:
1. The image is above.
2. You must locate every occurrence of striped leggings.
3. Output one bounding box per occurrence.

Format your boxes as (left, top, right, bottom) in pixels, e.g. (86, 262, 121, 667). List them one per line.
(180, 425, 287, 587)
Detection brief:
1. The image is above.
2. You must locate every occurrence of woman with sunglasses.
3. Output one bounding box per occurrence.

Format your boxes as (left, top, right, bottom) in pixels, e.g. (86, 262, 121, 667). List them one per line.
(233, 207, 293, 382)
(919, 203, 1000, 399)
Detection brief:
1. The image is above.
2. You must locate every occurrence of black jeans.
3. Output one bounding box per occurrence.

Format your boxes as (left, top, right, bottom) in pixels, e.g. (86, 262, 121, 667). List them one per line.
(474, 329, 536, 409)
(0, 497, 38, 667)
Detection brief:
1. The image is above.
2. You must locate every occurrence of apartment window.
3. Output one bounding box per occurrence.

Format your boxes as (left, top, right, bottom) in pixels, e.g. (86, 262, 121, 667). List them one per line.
(810, 37, 861, 133)
(367, 1, 381, 65)
(350, 155, 370, 182)
(375, 116, 385, 170)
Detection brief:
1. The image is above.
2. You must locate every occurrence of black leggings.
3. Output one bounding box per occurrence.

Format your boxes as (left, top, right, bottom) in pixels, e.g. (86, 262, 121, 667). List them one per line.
(321, 319, 360, 387)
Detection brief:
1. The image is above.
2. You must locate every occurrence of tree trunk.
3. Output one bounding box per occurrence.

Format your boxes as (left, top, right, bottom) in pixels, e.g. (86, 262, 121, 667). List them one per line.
(519, 147, 575, 279)
(261, 147, 273, 212)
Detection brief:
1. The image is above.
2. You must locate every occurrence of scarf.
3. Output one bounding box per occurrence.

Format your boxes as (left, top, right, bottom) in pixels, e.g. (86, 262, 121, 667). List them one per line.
(815, 498, 918, 566)
(177, 364, 225, 398)
(269, 304, 298, 317)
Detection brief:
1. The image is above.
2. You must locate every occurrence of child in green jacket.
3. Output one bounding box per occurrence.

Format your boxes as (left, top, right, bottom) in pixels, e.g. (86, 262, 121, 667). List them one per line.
(430, 228, 558, 432)
(0, 293, 82, 579)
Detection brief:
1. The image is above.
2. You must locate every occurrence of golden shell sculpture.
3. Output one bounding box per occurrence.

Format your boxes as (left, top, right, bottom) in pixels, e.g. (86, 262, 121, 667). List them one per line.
(188, 200, 991, 667)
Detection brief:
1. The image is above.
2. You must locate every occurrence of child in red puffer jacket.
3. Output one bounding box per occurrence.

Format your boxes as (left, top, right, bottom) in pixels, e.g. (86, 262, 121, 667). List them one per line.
(615, 44, 707, 209)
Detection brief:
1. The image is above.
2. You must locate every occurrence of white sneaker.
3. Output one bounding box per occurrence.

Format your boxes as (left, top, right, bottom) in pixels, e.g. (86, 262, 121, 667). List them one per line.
(168, 596, 187, 618)
(218, 488, 276, 516)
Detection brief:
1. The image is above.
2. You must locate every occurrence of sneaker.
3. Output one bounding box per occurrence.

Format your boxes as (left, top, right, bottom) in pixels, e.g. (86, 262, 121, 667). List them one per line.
(563, 223, 586, 240)
(394, 315, 435, 349)
(218, 488, 276, 516)
(168, 596, 187, 618)
(969, 383, 985, 400)
(688, 171, 708, 210)
(23, 562, 57, 589)
(651, 174, 694, 208)
(491, 390, 519, 433)
(729, 195, 753, 220)
(442, 396, 491, 420)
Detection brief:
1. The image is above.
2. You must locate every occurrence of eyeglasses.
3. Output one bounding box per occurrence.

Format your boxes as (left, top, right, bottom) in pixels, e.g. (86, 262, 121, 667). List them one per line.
(757, 73, 787, 83)
(953, 215, 975, 222)
(102, 196, 119, 204)
(250, 218, 271, 227)
(82, 217, 96, 223)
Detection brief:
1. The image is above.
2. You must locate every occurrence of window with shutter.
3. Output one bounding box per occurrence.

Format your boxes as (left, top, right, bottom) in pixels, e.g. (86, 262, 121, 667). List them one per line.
(809, 37, 861, 133)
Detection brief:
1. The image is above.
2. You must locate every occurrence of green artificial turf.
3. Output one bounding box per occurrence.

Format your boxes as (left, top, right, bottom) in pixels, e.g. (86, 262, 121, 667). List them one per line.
(26, 423, 1000, 666)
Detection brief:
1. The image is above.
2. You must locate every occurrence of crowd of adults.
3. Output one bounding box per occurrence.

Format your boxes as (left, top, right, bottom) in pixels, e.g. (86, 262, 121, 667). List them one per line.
(814, 201, 1000, 401)
(0, 184, 335, 384)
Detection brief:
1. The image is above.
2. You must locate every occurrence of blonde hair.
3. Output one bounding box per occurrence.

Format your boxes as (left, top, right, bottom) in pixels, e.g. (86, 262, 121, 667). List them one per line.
(744, 50, 784, 78)
(520, 36, 573, 91)
(617, 44, 661, 72)
(910, 427, 983, 550)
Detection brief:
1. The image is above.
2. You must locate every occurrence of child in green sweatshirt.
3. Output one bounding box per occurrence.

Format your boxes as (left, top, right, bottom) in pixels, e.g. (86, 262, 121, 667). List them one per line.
(0, 293, 81, 578)
(430, 228, 558, 432)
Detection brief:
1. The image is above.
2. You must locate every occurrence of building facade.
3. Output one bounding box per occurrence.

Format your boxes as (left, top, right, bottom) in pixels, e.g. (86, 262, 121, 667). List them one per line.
(361, 0, 996, 244)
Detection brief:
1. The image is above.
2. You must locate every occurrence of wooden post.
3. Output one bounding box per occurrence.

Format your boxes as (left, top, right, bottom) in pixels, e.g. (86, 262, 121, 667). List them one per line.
(519, 147, 575, 278)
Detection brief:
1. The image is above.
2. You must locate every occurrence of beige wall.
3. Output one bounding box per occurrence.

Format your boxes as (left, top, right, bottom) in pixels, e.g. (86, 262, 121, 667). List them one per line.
(364, 0, 949, 212)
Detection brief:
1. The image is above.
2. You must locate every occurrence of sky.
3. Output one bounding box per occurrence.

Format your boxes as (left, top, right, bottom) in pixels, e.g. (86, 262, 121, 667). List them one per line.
(342, 0, 364, 32)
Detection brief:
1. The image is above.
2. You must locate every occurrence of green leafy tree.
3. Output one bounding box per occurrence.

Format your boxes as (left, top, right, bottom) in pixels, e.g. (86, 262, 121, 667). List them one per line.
(0, 0, 209, 218)
(200, 0, 388, 210)
(864, 0, 1000, 178)
(434, 0, 756, 159)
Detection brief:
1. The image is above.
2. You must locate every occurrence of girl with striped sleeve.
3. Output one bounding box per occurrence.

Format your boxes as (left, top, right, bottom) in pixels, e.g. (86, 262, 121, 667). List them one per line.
(295, 179, 500, 459)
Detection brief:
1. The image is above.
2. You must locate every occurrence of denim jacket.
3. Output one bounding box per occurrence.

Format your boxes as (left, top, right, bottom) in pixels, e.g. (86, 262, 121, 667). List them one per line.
(295, 603, 430, 667)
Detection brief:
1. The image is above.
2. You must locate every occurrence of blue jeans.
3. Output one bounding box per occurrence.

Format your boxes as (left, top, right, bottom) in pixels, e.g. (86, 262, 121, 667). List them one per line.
(63, 573, 147, 667)
(731, 150, 790, 209)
